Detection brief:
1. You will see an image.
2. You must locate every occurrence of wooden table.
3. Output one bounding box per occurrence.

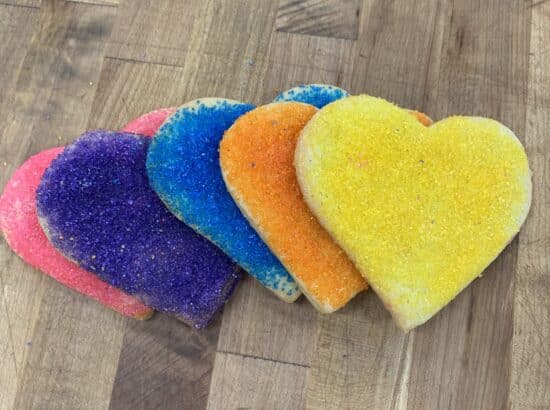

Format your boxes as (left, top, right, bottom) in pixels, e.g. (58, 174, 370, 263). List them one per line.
(0, 1, 548, 409)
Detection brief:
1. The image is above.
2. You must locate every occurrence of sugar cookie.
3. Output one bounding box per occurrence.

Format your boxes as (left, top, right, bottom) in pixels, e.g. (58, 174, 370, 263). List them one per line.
(220, 102, 367, 312)
(295, 95, 531, 329)
(36, 131, 241, 328)
(147, 99, 300, 301)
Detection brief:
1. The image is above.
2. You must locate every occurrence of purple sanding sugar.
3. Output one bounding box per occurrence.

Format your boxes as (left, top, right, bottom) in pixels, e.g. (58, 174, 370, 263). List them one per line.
(36, 130, 241, 328)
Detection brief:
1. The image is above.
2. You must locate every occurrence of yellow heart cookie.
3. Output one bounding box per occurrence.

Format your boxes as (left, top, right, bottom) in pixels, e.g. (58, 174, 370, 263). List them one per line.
(295, 95, 532, 330)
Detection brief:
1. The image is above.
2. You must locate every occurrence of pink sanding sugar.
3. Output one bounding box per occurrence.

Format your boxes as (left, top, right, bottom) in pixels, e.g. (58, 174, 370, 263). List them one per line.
(122, 108, 176, 136)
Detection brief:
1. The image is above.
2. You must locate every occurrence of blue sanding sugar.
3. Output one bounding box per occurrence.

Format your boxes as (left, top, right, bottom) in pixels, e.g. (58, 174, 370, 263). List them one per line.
(273, 84, 349, 108)
(36, 130, 241, 328)
(147, 99, 300, 300)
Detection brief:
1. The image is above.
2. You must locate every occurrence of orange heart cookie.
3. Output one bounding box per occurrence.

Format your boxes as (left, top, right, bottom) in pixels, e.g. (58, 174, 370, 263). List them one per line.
(220, 102, 365, 312)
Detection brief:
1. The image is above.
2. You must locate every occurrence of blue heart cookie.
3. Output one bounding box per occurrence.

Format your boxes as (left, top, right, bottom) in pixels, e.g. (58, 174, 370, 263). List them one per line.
(273, 84, 348, 108)
(147, 98, 300, 301)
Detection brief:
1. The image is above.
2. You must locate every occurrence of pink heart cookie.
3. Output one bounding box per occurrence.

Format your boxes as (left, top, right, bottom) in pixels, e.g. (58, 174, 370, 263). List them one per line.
(122, 107, 176, 136)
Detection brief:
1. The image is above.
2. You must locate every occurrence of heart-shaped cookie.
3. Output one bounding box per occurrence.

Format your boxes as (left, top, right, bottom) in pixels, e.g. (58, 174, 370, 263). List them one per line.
(295, 95, 531, 330)
(147, 98, 300, 301)
(122, 107, 177, 136)
(220, 102, 368, 312)
(36, 130, 241, 328)
(273, 84, 348, 108)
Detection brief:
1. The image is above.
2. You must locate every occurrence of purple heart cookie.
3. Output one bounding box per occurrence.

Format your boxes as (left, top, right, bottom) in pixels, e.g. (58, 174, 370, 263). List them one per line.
(36, 130, 241, 328)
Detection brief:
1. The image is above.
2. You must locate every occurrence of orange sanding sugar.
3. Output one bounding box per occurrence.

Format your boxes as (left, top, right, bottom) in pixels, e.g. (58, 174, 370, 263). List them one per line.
(220, 102, 367, 312)
(408, 110, 433, 127)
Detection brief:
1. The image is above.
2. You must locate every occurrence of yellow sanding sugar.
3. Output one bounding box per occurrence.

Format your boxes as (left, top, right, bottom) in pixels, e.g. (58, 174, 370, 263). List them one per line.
(295, 95, 532, 330)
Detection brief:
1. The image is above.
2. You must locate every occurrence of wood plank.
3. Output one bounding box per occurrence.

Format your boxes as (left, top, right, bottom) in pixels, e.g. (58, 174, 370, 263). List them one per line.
(162, 0, 280, 102)
(88, 54, 266, 128)
(276, 0, 361, 40)
(171, 51, 268, 105)
(108, 0, 277, 68)
(305, 1, 450, 407)
(350, 0, 450, 107)
(93, 53, 265, 120)
(406, 251, 518, 409)
(218, 278, 317, 367)
(509, 1, 550, 407)
(206, 351, 308, 410)
(107, 0, 276, 68)
(87, 58, 188, 130)
(106, 0, 279, 99)
(0, 275, 22, 410)
(14, 285, 127, 409)
(0, 6, 40, 409)
(406, 1, 531, 409)
(0, 4, 39, 170)
(68, 0, 117, 5)
(0, 256, 47, 410)
(0, 0, 41, 8)
(0, 1, 122, 408)
(259, 31, 355, 102)
(109, 315, 220, 410)
(106, 0, 200, 66)
(185, 0, 277, 62)
(307, 292, 413, 409)
(4, 0, 117, 155)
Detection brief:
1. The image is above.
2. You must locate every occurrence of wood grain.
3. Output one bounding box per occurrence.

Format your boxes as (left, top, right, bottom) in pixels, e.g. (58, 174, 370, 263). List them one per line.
(510, 1, 550, 407)
(350, 0, 449, 106)
(0, 0, 41, 8)
(217, 277, 318, 366)
(207, 351, 308, 410)
(69, 0, 117, 5)
(276, 0, 361, 40)
(106, 0, 200, 66)
(214, 20, 358, 408)
(259, 31, 356, 102)
(0, 23, 41, 405)
(110, 315, 221, 410)
(307, 292, 413, 409)
(176, 0, 279, 103)
(0, 4, 40, 185)
(14, 286, 127, 409)
(216, 29, 356, 369)
(0, 0, 549, 408)
(87, 58, 188, 130)
(0, 275, 21, 410)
